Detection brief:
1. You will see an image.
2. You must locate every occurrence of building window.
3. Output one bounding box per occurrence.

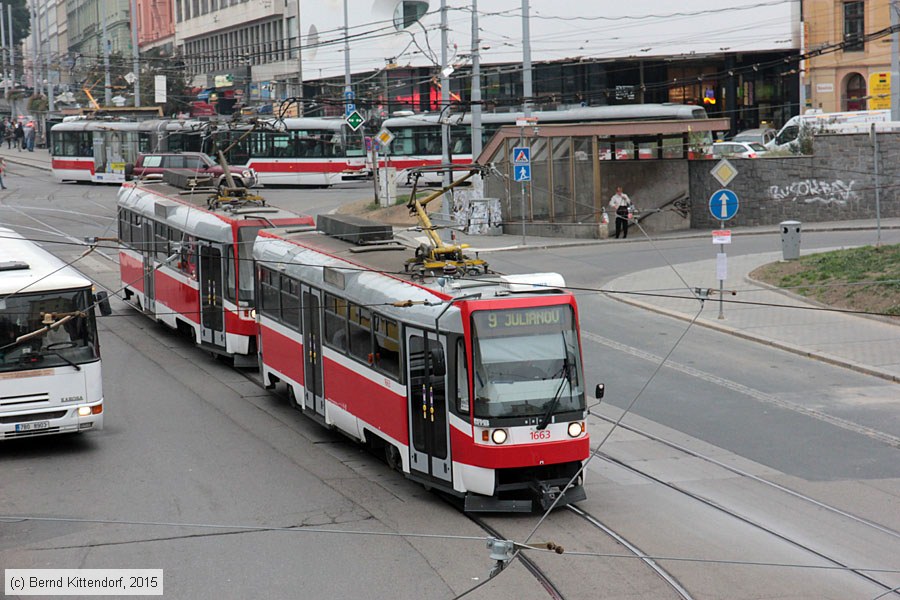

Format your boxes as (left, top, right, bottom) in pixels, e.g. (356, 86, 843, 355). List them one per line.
(843, 1, 864, 52)
(844, 72, 867, 111)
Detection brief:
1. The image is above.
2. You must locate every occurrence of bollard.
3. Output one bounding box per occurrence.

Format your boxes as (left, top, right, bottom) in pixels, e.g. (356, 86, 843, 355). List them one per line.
(780, 220, 801, 260)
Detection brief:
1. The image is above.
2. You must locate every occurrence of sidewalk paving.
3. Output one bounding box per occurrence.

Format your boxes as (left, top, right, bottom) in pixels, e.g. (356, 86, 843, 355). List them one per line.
(4, 142, 897, 381)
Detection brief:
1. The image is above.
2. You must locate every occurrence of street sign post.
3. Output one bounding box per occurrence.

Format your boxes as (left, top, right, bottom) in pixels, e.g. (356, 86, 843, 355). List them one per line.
(512, 145, 531, 244)
(514, 165, 531, 181)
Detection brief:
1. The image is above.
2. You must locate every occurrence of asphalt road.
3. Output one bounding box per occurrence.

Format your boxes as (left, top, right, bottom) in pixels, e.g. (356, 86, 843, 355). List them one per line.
(2, 169, 899, 599)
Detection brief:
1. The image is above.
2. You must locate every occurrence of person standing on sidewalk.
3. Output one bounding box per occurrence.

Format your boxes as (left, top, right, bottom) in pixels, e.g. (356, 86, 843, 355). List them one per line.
(14, 123, 24, 151)
(609, 186, 635, 239)
(0, 157, 8, 189)
(24, 121, 35, 152)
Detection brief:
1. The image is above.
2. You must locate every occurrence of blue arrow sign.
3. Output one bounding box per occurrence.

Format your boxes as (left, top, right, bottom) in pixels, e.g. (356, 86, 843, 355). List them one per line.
(344, 90, 355, 100)
(513, 146, 530, 165)
(709, 189, 739, 221)
(514, 165, 531, 182)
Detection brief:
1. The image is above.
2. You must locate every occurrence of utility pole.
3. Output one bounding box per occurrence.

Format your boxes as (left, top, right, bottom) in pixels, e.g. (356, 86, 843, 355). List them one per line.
(7, 4, 13, 91)
(296, 0, 303, 112)
(522, 0, 532, 117)
(471, 0, 482, 195)
(43, 4, 53, 112)
(1, 9, 7, 97)
(440, 0, 451, 193)
(102, 6, 111, 107)
(30, 0, 40, 96)
(892, 0, 899, 120)
(131, 0, 140, 107)
(343, 0, 351, 103)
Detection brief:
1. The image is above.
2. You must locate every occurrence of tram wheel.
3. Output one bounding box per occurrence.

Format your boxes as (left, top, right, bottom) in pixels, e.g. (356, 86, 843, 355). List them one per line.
(385, 444, 402, 471)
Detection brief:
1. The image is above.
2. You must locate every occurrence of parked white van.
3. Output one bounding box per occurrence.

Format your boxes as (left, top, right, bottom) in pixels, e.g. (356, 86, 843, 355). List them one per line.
(766, 109, 892, 153)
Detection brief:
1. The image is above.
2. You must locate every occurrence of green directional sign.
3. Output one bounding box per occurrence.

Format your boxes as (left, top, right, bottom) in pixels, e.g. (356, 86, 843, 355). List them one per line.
(346, 110, 365, 131)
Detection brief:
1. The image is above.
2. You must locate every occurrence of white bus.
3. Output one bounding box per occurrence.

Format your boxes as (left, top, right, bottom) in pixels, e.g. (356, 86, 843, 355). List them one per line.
(0, 228, 110, 440)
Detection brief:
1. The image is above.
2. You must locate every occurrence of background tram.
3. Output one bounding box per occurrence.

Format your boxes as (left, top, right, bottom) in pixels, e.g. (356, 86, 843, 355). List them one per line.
(253, 218, 594, 511)
(0, 227, 109, 440)
(116, 177, 314, 366)
(379, 103, 709, 182)
(51, 118, 367, 186)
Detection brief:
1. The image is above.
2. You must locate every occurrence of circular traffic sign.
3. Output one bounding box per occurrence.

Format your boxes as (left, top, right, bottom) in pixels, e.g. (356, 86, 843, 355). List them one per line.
(709, 189, 739, 221)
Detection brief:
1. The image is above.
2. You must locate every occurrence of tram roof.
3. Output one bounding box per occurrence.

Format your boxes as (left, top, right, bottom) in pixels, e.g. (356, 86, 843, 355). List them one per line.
(0, 227, 92, 295)
(255, 225, 573, 324)
(118, 181, 310, 243)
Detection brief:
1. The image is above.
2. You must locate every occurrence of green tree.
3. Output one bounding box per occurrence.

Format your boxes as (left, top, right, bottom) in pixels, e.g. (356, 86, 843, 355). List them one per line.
(0, 0, 30, 45)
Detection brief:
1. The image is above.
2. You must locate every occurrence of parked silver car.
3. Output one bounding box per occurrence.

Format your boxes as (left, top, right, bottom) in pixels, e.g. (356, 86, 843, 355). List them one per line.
(732, 128, 776, 146)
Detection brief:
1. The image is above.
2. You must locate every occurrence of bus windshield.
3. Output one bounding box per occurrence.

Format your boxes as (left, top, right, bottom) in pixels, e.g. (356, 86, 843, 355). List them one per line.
(0, 288, 99, 372)
(471, 305, 583, 419)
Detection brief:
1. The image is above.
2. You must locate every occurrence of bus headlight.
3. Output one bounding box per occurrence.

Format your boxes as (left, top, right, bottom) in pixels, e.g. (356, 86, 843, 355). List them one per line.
(568, 422, 584, 438)
(491, 429, 508, 445)
(77, 406, 92, 417)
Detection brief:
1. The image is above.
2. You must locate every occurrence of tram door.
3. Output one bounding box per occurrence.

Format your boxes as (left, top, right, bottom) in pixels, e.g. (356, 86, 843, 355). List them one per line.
(198, 243, 225, 347)
(301, 286, 325, 416)
(406, 328, 452, 483)
(141, 220, 155, 314)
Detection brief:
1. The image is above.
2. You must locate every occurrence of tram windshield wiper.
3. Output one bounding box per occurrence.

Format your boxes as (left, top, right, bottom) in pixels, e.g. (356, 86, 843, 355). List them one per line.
(536, 354, 571, 430)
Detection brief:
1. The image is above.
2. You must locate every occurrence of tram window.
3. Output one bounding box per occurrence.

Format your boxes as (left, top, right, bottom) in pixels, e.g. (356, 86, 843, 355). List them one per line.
(130, 213, 143, 249)
(179, 234, 197, 278)
(280, 275, 300, 329)
(154, 222, 169, 259)
(324, 293, 348, 351)
(225, 246, 237, 302)
(348, 303, 372, 363)
(373, 314, 400, 379)
(118, 210, 130, 244)
(456, 338, 469, 413)
(258, 268, 279, 318)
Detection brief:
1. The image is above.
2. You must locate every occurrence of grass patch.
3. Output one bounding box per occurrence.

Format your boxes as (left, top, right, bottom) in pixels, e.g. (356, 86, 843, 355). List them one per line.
(750, 244, 900, 317)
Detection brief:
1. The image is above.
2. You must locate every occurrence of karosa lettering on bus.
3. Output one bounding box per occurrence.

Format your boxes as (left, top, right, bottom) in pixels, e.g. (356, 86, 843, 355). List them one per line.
(486, 308, 563, 328)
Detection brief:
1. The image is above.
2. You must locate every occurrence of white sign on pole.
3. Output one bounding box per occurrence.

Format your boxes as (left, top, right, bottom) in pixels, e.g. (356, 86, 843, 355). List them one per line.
(712, 229, 732, 244)
(154, 75, 167, 104)
(716, 252, 728, 280)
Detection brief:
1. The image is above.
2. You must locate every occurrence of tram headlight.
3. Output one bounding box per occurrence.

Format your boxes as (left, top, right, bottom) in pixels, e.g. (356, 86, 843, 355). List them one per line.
(567, 421, 584, 438)
(491, 429, 508, 445)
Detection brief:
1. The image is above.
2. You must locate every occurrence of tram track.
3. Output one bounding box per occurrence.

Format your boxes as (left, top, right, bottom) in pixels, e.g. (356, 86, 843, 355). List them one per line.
(590, 414, 900, 597)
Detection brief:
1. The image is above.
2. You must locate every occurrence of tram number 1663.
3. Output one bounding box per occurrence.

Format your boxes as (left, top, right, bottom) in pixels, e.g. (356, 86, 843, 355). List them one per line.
(530, 430, 552, 440)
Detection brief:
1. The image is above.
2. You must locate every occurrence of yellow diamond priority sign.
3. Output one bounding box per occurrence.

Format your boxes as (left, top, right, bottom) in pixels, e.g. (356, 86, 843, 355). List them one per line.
(710, 159, 738, 187)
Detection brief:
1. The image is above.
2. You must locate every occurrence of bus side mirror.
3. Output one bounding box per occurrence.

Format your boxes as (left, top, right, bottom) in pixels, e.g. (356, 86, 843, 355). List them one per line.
(595, 383, 605, 400)
(94, 291, 112, 316)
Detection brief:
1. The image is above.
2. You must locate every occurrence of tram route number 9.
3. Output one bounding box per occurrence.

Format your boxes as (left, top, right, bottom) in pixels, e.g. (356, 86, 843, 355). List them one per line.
(530, 430, 551, 440)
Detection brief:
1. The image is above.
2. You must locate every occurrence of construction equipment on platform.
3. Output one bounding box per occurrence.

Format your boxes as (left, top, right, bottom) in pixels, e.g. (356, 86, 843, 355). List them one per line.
(404, 163, 491, 276)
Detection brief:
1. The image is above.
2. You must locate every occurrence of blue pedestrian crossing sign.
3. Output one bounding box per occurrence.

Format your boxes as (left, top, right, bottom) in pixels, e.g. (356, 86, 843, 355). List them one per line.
(709, 189, 739, 221)
(513, 146, 530, 165)
(514, 164, 531, 182)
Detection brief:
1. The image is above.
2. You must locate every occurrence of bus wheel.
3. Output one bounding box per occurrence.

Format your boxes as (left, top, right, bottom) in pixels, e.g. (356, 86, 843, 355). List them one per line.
(385, 444, 402, 471)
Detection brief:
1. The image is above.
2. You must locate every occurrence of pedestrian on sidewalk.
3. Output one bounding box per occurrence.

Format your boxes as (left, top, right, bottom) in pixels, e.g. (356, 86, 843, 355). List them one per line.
(24, 121, 35, 152)
(609, 185, 635, 239)
(14, 123, 24, 151)
(0, 157, 7, 189)
(3, 119, 13, 149)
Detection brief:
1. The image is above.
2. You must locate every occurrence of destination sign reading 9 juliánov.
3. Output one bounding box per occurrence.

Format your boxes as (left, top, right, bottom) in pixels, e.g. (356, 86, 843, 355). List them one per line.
(472, 306, 572, 338)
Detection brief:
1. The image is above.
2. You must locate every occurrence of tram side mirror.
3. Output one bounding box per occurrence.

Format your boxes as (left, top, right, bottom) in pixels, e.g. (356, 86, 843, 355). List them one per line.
(94, 291, 112, 316)
(124, 163, 134, 181)
(594, 383, 605, 400)
(430, 348, 446, 377)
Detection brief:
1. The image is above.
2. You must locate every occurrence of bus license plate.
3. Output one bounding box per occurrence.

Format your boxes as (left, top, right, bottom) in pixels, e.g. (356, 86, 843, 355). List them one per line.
(15, 421, 50, 432)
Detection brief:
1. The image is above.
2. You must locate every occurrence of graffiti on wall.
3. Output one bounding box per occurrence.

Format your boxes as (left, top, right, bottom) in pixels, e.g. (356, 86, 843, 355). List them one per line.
(768, 180, 858, 205)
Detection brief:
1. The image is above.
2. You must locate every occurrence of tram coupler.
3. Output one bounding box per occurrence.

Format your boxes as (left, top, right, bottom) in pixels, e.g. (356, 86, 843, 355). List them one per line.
(531, 480, 586, 511)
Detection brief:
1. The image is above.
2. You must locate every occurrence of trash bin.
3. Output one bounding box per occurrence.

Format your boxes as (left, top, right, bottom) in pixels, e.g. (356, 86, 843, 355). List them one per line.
(780, 220, 801, 260)
(379, 167, 397, 207)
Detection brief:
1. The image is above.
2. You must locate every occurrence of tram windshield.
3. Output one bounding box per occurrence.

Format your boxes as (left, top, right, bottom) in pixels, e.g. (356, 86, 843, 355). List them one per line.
(471, 305, 583, 419)
(0, 288, 100, 372)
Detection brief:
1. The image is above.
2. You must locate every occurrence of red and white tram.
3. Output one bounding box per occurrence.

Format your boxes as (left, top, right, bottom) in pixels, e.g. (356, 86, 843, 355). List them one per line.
(51, 118, 367, 186)
(253, 218, 596, 511)
(116, 176, 314, 366)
